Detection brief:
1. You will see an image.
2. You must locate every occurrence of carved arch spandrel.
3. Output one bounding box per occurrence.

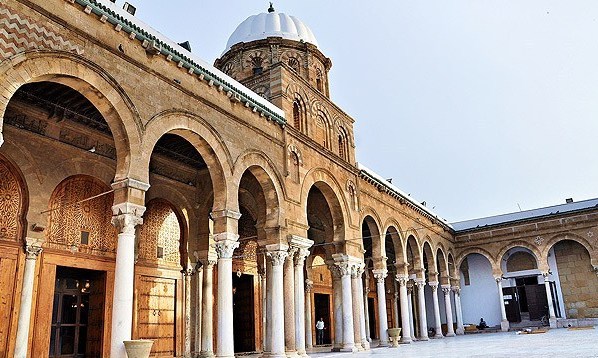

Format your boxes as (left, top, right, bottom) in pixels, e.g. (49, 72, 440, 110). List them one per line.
(0, 154, 28, 242)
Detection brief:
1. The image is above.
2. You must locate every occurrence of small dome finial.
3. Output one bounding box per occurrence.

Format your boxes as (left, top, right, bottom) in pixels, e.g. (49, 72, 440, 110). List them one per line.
(268, 2, 275, 13)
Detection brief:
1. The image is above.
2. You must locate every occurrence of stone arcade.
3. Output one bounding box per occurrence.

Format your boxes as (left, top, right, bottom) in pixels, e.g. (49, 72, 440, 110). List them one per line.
(0, 1, 597, 357)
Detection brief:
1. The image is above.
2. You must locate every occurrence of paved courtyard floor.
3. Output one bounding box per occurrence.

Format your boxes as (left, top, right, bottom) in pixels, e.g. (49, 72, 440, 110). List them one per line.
(309, 328, 598, 358)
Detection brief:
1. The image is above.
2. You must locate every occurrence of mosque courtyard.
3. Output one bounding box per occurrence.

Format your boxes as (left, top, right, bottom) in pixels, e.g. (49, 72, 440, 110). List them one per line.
(309, 328, 598, 358)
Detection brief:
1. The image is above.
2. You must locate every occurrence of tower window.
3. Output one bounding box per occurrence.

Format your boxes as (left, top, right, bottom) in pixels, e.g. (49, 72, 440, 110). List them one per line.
(316, 68, 323, 92)
(251, 56, 264, 75)
(293, 101, 301, 130)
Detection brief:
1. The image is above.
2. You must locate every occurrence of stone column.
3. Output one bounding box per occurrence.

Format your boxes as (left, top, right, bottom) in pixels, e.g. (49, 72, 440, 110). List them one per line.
(373, 269, 389, 346)
(265, 257, 273, 354)
(284, 247, 298, 357)
(353, 266, 369, 350)
(392, 280, 400, 328)
(363, 269, 371, 343)
(441, 285, 455, 337)
(183, 268, 194, 357)
(305, 280, 314, 349)
(336, 258, 357, 352)
(396, 275, 412, 343)
(14, 238, 43, 358)
(266, 246, 288, 358)
(428, 281, 443, 338)
(451, 287, 464, 335)
(415, 279, 429, 340)
(495, 276, 509, 332)
(330, 265, 343, 351)
(350, 264, 364, 351)
(110, 204, 145, 358)
(259, 267, 267, 352)
(543, 272, 557, 328)
(294, 248, 311, 357)
(200, 257, 217, 358)
(194, 261, 204, 356)
(407, 284, 415, 340)
(214, 235, 240, 358)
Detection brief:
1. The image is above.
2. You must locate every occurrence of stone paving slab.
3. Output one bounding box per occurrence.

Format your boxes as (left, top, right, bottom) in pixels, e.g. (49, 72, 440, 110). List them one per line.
(309, 328, 598, 358)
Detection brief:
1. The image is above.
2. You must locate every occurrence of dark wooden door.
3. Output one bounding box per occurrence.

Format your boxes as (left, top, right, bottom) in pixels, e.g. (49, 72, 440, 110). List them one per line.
(314, 293, 331, 344)
(137, 275, 177, 356)
(525, 284, 548, 321)
(367, 297, 377, 339)
(233, 274, 255, 352)
(502, 287, 521, 323)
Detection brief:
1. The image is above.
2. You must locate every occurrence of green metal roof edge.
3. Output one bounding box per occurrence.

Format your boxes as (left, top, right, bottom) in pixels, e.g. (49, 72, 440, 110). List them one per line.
(73, 0, 287, 126)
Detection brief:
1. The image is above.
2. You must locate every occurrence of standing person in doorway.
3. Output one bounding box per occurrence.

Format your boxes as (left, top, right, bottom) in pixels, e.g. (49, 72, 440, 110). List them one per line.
(316, 317, 325, 345)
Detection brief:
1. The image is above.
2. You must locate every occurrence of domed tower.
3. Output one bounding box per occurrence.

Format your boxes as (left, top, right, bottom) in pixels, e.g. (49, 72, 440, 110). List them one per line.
(215, 4, 355, 164)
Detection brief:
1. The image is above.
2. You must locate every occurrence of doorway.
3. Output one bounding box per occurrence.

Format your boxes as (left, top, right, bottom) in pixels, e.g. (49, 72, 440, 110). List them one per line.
(367, 297, 377, 339)
(50, 266, 105, 358)
(314, 293, 331, 345)
(233, 273, 256, 353)
(503, 276, 549, 323)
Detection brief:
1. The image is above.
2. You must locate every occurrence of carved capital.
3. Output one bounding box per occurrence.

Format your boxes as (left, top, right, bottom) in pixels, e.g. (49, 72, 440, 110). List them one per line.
(407, 286, 413, 295)
(294, 248, 310, 266)
(592, 265, 598, 277)
(111, 203, 144, 235)
(182, 268, 195, 277)
(213, 239, 239, 259)
(451, 286, 461, 295)
(24, 242, 43, 259)
(351, 262, 365, 279)
(372, 269, 388, 283)
(441, 285, 451, 294)
(414, 279, 426, 289)
(396, 274, 409, 287)
(286, 247, 299, 263)
(202, 258, 217, 268)
(428, 281, 439, 292)
(268, 250, 288, 266)
(335, 262, 352, 277)
(305, 279, 314, 292)
(494, 276, 503, 283)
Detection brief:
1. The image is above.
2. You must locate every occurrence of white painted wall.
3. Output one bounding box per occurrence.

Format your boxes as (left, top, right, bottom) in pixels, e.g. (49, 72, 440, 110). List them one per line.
(460, 254, 502, 326)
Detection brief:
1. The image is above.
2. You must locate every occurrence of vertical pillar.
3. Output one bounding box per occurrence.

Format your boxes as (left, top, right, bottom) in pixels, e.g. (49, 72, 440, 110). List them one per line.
(373, 269, 389, 346)
(363, 269, 371, 343)
(14, 238, 43, 358)
(353, 266, 369, 350)
(350, 264, 364, 351)
(392, 281, 399, 328)
(266, 246, 289, 358)
(214, 235, 240, 358)
(415, 279, 429, 340)
(495, 276, 510, 332)
(194, 261, 204, 356)
(336, 258, 357, 352)
(543, 272, 557, 328)
(183, 268, 194, 357)
(441, 285, 455, 337)
(330, 265, 343, 351)
(110, 203, 145, 358)
(294, 248, 311, 357)
(305, 280, 314, 349)
(407, 284, 415, 340)
(396, 275, 412, 343)
(265, 257, 273, 354)
(259, 267, 267, 352)
(200, 257, 217, 358)
(452, 287, 465, 335)
(428, 281, 443, 338)
(284, 247, 298, 357)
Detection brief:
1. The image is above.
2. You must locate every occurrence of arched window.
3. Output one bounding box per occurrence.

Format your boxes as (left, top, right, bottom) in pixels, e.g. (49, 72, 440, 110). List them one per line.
(338, 127, 349, 160)
(251, 56, 264, 75)
(316, 69, 323, 92)
(288, 57, 300, 73)
(293, 100, 301, 130)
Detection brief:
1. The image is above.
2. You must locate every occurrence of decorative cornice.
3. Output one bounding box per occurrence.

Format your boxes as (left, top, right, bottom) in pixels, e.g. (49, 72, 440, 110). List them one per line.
(69, 0, 286, 126)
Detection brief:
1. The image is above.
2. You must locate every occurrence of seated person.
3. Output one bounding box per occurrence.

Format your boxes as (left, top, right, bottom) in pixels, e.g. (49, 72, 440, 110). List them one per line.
(476, 318, 488, 330)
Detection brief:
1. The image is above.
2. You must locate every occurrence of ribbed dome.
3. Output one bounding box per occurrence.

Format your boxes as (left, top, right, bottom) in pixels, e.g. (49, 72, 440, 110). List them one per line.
(223, 10, 319, 55)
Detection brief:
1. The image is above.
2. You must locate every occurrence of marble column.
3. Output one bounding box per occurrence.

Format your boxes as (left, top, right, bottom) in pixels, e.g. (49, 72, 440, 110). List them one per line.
(543, 273, 557, 328)
(353, 266, 369, 350)
(392, 280, 400, 328)
(200, 258, 217, 358)
(284, 248, 298, 357)
(373, 269, 389, 346)
(363, 270, 371, 343)
(396, 275, 412, 343)
(294, 248, 310, 357)
(415, 279, 429, 340)
(330, 265, 343, 351)
(214, 235, 240, 358)
(336, 260, 357, 352)
(305, 280, 314, 349)
(260, 268, 267, 352)
(267, 247, 288, 358)
(428, 282, 443, 338)
(14, 239, 43, 358)
(110, 206, 145, 358)
(495, 276, 510, 332)
(183, 268, 194, 357)
(407, 284, 415, 340)
(350, 264, 364, 351)
(452, 286, 465, 335)
(194, 262, 204, 356)
(442, 285, 455, 337)
(265, 258, 273, 354)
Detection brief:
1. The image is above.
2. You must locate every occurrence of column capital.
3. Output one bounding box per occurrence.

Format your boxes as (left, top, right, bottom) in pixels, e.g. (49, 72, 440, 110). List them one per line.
(267, 250, 288, 266)
(414, 279, 426, 289)
(541, 271, 551, 279)
(210, 209, 242, 220)
(441, 284, 451, 294)
(395, 274, 409, 286)
(182, 268, 195, 276)
(213, 239, 239, 259)
(200, 256, 218, 268)
(351, 262, 365, 279)
(305, 279, 314, 292)
(335, 261, 352, 277)
(294, 248, 310, 266)
(24, 237, 44, 259)
(372, 269, 388, 283)
(494, 275, 503, 283)
(111, 203, 145, 234)
(451, 286, 461, 295)
(428, 281, 439, 292)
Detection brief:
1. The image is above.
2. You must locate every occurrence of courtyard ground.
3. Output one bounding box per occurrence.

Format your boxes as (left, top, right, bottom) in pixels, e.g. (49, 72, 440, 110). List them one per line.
(308, 328, 598, 358)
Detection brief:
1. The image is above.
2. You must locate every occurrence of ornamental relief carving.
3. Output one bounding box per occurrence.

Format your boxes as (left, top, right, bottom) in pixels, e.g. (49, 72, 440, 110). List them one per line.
(0, 158, 24, 242)
(137, 200, 182, 267)
(47, 176, 117, 255)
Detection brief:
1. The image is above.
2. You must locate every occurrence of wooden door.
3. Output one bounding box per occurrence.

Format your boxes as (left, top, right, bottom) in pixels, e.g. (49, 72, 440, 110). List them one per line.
(525, 284, 548, 321)
(137, 275, 177, 356)
(232, 274, 255, 352)
(502, 287, 521, 323)
(0, 254, 18, 357)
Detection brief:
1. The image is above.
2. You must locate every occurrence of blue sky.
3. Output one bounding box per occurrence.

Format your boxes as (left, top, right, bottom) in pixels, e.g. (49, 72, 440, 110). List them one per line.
(133, 1, 598, 222)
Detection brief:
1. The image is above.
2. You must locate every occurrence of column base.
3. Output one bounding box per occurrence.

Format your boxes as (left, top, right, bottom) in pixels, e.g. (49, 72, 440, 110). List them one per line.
(433, 333, 444, 339)
(199, 351, 214, 358)
(419, 335, 429, 341)
(400, 337, 412, 344)
(215, 355, 235, 358)
(285, 351, 299, 358)
(377, 340, 389, 347)
(267, 354, 288, 358)
(340, 345, 358, 352)
(445, 332, 456, 337)
(331, 346, 342, 352)
(501, 320, 510, 332)
(361, 340, 371, 350)
(354, 342, 364, 351)
(456, 327, 465, 335)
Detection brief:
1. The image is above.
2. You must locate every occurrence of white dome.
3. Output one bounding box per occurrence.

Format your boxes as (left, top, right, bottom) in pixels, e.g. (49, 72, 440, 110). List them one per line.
(223, 10, 319, 55)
